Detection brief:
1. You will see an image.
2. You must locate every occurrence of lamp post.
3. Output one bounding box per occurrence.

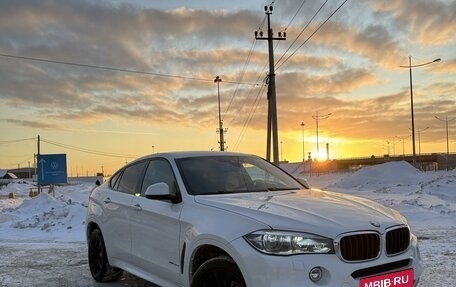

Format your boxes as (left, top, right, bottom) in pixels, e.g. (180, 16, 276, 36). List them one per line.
(395, 134, 411, 159)
(410, 126, 429, 167)
(400, 56, 441, 166)
(435, 115, 456, 170)
(301, 122, 306, 174)
(301, 122, 305, 162)
(280, 140, 283, 162)
(417, 127, 429, 157)
(312, 112, 332, 158)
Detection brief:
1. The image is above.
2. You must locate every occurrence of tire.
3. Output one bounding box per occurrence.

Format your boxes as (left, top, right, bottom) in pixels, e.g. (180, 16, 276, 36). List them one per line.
(191, 256, 246, 287)
(88, 228, 123, 282)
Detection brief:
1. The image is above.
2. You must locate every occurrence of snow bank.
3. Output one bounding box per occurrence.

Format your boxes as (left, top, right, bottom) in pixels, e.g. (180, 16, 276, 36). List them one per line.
(331, 161, 423, 189)
(0, 180, 36, 196)
(0, 182, 92, 242)
(308, 161, 456, 229)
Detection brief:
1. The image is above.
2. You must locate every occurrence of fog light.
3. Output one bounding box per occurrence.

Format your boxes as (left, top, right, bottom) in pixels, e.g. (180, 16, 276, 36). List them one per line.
(309, 267, 322, 282)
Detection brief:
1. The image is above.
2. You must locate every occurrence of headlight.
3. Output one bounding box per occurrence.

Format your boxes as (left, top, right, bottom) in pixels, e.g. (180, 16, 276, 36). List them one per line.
(244, 230, 335, 255)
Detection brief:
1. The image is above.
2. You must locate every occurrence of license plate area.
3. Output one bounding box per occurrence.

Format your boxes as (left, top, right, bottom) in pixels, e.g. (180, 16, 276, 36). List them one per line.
(359, 269, 414, 287)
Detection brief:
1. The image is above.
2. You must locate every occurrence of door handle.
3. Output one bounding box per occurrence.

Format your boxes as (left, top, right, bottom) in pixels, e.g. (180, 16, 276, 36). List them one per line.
(103, 197, 111, 204)
(132, 203, 142, 211)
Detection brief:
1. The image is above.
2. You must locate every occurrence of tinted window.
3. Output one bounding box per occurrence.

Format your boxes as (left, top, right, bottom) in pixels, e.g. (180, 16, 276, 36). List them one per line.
(109, 171, 122, 189)
(117, 161, 147, 195)
(176, 155, 303, 195)
(141, 159, 178, 195)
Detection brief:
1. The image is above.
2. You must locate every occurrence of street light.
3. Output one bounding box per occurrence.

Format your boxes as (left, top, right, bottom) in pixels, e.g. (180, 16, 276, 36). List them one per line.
(417, 127, 429, 157)
(395, 134, 411, 159)
(300, 122, 305, 162)
(400, 56, 441, 165)
(435, 115, 456, 170)
(410, 127, 429, 167)
(280, 140, 283, 162)
(312, 111, 332, 157)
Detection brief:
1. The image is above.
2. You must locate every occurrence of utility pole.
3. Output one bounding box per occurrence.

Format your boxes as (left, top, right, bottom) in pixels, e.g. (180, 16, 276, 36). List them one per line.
(214, 76, 227, 151)
(37, 135, 41, 193)
(255, 5, 286, 165)
(312, 112, 332, 157)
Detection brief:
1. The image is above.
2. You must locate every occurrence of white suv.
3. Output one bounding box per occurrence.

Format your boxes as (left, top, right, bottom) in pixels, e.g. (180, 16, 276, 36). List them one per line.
(86, 151, 423, 287)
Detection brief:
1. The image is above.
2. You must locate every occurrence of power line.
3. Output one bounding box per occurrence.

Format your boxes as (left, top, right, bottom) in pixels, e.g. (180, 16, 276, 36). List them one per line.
(224, 12, 271, 128)
(275, 0, 348, 71)
(0, 53, 259, 86)
(0, 138, 35, 144)
(41, 138, 139, 159)
(224, 38, 258, 115)
(284, 0, 308, 31)
(224, 13, 269, 116)
(233, 82, 268, 151)
(275, 0, 328, 68)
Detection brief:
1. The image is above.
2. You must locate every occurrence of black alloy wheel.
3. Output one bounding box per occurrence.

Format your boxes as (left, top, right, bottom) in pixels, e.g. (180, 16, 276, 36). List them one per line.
(191, 256, 246, 287)
(88, 228, 123, 282)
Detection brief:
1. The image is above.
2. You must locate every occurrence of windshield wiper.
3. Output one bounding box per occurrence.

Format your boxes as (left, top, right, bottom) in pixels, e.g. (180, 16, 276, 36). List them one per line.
(215, 187, 299, 194)
(265, 187, 299, 191)
(216, 190, 248, 194)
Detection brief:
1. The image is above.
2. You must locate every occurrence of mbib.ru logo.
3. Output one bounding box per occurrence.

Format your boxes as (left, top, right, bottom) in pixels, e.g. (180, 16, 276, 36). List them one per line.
(360, 269, 414, 287)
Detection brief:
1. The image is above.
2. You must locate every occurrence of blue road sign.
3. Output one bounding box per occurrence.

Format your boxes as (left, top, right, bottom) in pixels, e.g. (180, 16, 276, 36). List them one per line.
(37, 154, 67, 185)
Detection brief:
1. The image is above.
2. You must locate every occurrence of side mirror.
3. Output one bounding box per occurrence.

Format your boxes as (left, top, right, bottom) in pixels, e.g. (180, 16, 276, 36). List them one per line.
(145, 182, 179, 203)
(296, 177, 310, 189)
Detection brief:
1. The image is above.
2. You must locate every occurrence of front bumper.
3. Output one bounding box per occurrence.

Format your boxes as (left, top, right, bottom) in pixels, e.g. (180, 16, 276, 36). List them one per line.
(229, 235, 423, 287)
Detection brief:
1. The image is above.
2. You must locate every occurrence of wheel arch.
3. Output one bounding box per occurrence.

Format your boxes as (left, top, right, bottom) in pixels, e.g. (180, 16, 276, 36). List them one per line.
(188, 243, 244, 281)
(86, 221, 101, 241)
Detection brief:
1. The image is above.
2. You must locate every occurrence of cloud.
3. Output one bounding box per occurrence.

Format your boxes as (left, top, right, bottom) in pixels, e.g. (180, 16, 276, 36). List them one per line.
(296, 22, 405, 69)
(432, 58, 456, 73)
(276, 68, 379, 99)
(0, 0, 454, 157)
(2, 118, 60, 129)
(369, 0, 456, 45)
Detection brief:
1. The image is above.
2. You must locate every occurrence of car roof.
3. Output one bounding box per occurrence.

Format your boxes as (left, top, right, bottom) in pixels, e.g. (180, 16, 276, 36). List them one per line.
(134, 151, 260, 162)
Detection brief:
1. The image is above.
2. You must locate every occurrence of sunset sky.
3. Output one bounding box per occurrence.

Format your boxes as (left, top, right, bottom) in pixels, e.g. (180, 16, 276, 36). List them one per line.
(1, 0, 455, 176)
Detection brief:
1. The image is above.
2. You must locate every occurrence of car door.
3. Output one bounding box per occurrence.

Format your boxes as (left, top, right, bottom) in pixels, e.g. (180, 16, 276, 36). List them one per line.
(130, 158, 183, 285)
(102, 160, 147, 262)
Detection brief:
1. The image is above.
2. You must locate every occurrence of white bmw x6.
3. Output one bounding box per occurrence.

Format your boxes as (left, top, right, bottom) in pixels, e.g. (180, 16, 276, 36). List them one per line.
(86, 151, 423, 287)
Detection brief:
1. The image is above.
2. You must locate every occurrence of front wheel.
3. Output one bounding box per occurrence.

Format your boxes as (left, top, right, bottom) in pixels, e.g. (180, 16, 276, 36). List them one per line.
(88, 228, 123, 282)
(191, 256, 246, 287)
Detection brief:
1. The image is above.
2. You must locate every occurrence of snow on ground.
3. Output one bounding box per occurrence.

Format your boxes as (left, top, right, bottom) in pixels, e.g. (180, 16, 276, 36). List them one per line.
(305, 161, 456, 230)
(0, 161, 455, 286)
(0, 181, 94, 242)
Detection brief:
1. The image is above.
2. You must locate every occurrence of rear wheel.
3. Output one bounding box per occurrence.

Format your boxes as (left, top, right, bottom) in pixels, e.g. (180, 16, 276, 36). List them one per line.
(191, 256, 246, 287)
(88, 228, 123, 282)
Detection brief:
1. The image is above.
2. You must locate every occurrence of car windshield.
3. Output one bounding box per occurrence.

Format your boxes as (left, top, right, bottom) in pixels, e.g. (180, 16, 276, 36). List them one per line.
(176, 155, 304, 195)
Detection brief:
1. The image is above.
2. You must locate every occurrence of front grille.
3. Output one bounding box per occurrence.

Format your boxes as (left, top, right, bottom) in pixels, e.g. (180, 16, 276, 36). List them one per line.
(386, 226, 410, 255)
(339, 233, 380, 261)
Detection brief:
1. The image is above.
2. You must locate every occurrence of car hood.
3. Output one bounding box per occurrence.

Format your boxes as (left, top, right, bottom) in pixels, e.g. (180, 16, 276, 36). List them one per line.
(194, 188, 407, 238)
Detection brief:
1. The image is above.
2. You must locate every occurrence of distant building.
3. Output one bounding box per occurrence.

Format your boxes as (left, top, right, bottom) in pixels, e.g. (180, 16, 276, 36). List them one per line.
(0, 169, 18, 179)
(3, 167, 35, 179)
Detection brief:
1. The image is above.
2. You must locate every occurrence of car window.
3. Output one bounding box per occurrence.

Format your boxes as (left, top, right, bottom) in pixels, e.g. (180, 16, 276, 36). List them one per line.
(176, 155, 303, 195)
(141, 159, 178, 196)
(109, 170, 122, 189)
(117, 161, 147, 195)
